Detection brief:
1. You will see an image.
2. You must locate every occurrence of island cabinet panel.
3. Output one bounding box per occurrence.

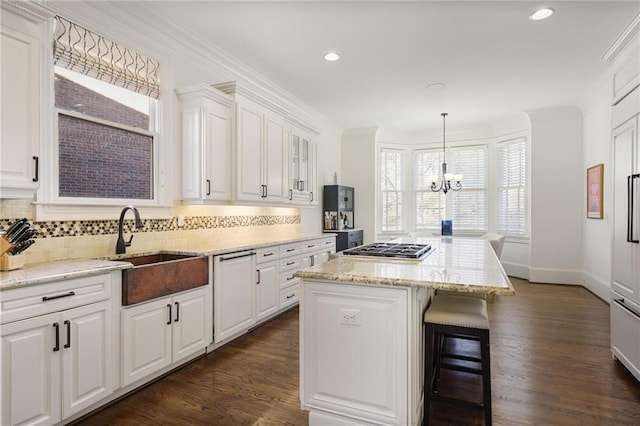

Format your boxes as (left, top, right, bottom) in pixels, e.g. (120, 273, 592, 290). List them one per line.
(301, 281, 412, 426)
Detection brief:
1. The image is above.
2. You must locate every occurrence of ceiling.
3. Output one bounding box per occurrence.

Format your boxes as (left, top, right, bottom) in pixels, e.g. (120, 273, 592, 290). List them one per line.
(119, 1, 638, 132)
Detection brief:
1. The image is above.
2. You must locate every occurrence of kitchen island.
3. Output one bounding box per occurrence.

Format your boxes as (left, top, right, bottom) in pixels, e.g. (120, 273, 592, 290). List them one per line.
(295, 237, 514, 426)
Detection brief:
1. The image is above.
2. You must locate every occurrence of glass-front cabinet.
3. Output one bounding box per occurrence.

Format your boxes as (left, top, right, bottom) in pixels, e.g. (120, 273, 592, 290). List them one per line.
(289, 129, 316, 205)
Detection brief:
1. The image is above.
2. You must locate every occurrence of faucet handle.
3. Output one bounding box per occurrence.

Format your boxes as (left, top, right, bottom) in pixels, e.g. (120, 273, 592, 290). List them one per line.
(126, 234, 134, 247)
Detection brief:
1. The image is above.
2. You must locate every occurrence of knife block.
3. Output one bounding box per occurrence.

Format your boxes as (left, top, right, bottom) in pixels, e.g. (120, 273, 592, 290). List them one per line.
(0, 237, 12, 256)
(0, 253, 25, 271)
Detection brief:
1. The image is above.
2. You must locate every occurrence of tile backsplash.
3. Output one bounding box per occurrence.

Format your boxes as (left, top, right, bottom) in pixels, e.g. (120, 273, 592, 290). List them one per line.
(1, 200, 302, 265)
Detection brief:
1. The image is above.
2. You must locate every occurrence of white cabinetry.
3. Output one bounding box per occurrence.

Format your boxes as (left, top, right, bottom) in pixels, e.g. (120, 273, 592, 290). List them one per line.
(256, 246, 280, 321)
(232, 96, 287, 203)
(176, 84, 233, 202)
(301, 281, 413, 426)
(279, 242, 302, 310)
(0, 274, 114, 426)
(213, 81, 319, 206)
(0, 3, 53, 199)
(121, 286, 210, 387)
(611, 84, 640, 382)
(301, 237, 336, 268)
(288, 129, 318, 205)
(213, 250, 257, 343)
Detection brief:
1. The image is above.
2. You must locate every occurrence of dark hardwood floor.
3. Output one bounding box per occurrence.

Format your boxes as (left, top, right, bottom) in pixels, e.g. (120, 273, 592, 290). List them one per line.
(77, 278, 640, 425)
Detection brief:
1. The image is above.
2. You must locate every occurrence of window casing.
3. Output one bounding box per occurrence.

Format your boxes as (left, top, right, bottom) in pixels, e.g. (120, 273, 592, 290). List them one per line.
(36, 15, 169, 220)
(377, 137, 526, 239)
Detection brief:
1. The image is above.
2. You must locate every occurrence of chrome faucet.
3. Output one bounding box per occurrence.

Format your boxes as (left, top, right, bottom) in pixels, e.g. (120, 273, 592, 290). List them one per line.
(116, 206, 143, 254)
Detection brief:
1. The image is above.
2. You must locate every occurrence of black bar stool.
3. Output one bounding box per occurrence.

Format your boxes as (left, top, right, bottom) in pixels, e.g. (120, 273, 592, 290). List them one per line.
(423, 294, 492, 425)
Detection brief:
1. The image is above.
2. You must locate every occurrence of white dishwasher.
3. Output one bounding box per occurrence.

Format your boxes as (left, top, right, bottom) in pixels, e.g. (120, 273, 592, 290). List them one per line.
(213, 250, 256, 344)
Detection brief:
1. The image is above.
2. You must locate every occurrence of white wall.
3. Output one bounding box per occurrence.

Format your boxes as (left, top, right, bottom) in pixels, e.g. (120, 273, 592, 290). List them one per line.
(341, 128, 378, 244)
(527, 106, 584, 284)
(580, 78, 614, 300)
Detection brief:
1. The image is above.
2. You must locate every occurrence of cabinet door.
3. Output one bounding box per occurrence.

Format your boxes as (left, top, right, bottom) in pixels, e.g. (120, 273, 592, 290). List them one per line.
(612, 118, 640, 303)
(236, 103, 264, 202)
(214, 253, 256, 343)
(0, 23, 40, 198)
(309, 141, 318, 205)
(264, 114, 287, 202)
(256, 261, 279, 322)
(204, 102, 232, 200)
(121, 298, 172, 387)
(172, 288, 210, 363)
(1, 313, 61, 426)
(61, 301, 112, 418)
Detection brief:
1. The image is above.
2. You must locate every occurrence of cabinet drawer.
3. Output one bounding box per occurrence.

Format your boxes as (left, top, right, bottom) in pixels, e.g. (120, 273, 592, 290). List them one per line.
(256, 246, 279, 264)
(1, 273, 112, 324)
(280, 256, 300, 272)
(280, 271, 299, 289)
(280, 284, 299, 309)
(301, 240, 320, 253)
(280, 242, 301, 257)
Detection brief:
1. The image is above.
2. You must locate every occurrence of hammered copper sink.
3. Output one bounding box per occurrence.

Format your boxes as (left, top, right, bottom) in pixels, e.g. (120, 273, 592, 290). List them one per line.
(120, 253, 209, 305)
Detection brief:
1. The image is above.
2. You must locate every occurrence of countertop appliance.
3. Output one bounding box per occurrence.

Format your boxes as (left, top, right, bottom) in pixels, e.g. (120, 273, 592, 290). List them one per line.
(342, 242, 432, 260)
(611, 86, 640, 383)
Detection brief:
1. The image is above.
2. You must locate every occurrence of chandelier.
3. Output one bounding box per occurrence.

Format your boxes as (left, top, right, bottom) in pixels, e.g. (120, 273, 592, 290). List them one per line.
(430, 112, 462, 194)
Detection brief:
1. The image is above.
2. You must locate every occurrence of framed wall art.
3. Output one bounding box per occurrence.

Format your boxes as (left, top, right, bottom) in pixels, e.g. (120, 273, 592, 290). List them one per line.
(587, 164, 604, 219)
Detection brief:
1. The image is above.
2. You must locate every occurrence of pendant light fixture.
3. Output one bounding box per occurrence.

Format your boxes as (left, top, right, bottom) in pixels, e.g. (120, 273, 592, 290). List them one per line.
(430, 112, 462, 194)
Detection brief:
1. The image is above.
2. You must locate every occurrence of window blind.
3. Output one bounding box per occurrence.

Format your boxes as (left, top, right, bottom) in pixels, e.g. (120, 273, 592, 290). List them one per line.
(53, 15, 160, 98)
(414, 151, 444, 229)
(380, 149, 405, 231)
(448, 147, 487, 231)
(497, 139, 526, 235)
(414, 146, 487, 232)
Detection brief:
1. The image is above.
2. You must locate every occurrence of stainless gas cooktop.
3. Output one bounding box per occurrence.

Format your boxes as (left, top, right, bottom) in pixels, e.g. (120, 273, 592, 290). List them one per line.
(342, 242, 432, 260)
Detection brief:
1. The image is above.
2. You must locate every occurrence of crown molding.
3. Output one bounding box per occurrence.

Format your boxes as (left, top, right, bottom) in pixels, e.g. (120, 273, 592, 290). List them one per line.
(91, 1, 326, 134)
(603, 11, 640, 63)
(175, 83, 234, 108)
(2, 0, 55, 22)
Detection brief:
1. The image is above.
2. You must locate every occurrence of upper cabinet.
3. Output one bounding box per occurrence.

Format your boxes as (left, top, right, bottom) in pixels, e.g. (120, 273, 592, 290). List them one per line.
(213, 81, 320, 207)
(233, 98, 287, 203)
(176, 84, 233, 202)
(288, 129, 318, 206)
(0, 3, 54, 199)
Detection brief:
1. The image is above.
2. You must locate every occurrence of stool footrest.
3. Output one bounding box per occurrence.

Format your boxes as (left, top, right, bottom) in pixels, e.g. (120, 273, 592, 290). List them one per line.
(437, 362, 483, 375)
(430, 393, 485, 410)
(440, 352, 482, 363)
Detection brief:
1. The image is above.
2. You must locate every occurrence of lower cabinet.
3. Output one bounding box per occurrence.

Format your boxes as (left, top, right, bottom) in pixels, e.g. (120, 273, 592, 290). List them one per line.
(256, 259, 279, 322)
(121, 286, 210, 387)
(1, 300, 112, 426)
(213, 250, 257, 344)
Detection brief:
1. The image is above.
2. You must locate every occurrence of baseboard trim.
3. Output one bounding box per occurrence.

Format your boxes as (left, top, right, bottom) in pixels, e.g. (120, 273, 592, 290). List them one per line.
(501, 261, 530, 280)
(582, 271, 611, 303)
(529, 267, 582, 285)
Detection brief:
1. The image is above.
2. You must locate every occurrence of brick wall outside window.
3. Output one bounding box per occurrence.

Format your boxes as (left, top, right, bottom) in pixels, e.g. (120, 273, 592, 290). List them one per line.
(55, 75, 153, 199)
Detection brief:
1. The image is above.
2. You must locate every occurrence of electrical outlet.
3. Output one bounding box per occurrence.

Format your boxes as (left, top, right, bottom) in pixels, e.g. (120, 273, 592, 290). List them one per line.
(177, 215, 185, 227)
(339, 308, 362, 326)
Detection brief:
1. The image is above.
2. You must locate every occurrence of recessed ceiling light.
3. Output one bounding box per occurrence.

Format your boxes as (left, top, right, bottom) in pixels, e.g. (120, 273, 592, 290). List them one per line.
(426, 83, 447, 91)
(324, 52, 340, 61)
(529, 7, 554, 21)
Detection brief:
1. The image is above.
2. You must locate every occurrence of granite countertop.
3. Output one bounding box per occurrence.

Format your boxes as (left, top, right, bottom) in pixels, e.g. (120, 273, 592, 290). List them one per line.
(0, 259, 132, 290)
(0, 232, 333, 291)
(294, 237, 515, 296)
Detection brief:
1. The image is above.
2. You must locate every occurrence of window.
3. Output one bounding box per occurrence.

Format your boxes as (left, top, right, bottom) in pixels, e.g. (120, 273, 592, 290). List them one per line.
(414, 146, 487, 232)
(497, 139, 527, 236)
(52, 16, 159, 202)
(414, 150, 444, 230)
(380, 149, 405, 232)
